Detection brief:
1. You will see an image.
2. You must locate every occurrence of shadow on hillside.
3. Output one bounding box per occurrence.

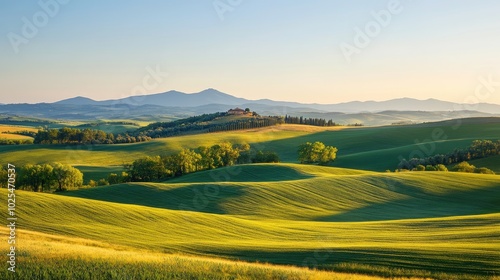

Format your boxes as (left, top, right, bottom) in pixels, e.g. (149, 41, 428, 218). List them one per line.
(167, 164, 314, 183)
(316, 181, 500, 222)
(60, 183, 246, 214)
(206, 247, 497, 276)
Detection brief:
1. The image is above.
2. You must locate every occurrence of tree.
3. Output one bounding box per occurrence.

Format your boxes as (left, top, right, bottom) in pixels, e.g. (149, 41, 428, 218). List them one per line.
(235, 143, 251, 164)
(107, 173, 120, 185)
(39, 164, 55, 192)
(435, 164, 448, 172)
(88, 180, 97, 188)
(97, 178, 109, 186)
(414, 165, 426, 171)
(131, 156, 166, 181)
(177, 148, 202, 175)
(425, 165, 437, 171)
(18, 164, 42, 191)
(219, 142, 240, 166)
(474, 167, 495, 174)
(52, 163, 83, 191)
(452, 161, 476, 173)
(319, 146, 338, 165)
(298, 141, 337, 165)
(252, 151, 280, 163)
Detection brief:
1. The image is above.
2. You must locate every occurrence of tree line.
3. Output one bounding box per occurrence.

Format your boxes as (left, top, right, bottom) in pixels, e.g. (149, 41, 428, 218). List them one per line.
(0, 163, 83, 192)
(398, 140, 500, 170)
(134, 112, 285, 139)
(0, 139, 33, 145)
(34, 127, 151, 145)
(207, 118, 284, 133)
(284, 115, 338, 127)
(123, 143, 280, 183)
(395, 161, 495, 174)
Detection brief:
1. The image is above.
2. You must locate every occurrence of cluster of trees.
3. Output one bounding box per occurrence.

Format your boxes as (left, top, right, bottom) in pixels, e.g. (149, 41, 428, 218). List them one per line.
(399, 161, 495, 174)
(207, 117, 284, 133)
(34, 127, 151, 145)
(298, 141, 338, 165)
(77, 121, 140, 128)
(284, 115, 338, 127)
(86, 171, 132, 187)
(250, 150, 280, 164)
(451, 161, 495, 174)
(34, 128, 115, 144)
(126, 143, 280, 182)
(405, 164, 449, 172)
(114, 134, 152, 143)
(0, 163, 83, 192)
(0, 139, 33, 145)
(398, 140, 500, 170)
(135, 112, 285, 139)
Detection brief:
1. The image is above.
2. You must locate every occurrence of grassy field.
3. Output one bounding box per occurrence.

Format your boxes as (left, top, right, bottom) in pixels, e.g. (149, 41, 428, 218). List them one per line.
(75, 122, 141, 134)
(1, 118, 499, 172)
(0, 125, 37, 140)
(74, 165, 126, 183)
(4, 164, 499, 279)
(1, 229, 420, 280)
(2, 117, 499, 279)
(469, 155, 500, 173)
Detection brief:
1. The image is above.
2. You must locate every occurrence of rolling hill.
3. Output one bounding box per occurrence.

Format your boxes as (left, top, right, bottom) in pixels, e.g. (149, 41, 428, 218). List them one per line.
(2, 117, 500, 279)
(6, 164, 500, 279)
(2, 118, 499, 173)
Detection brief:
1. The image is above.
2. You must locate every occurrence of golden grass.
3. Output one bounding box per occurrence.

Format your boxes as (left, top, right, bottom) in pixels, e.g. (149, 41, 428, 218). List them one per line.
(0, 133, 33, 140)
(2, 228, 428, 280)
(0, 124, 38, 133)
(0, 125, 37, 140)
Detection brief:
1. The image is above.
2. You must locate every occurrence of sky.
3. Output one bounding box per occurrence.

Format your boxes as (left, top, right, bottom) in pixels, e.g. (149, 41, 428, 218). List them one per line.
(1, 0, 500, 105)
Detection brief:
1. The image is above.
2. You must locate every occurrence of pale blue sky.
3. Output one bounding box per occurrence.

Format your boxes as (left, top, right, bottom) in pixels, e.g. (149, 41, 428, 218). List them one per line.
(1, 0, 500, 104)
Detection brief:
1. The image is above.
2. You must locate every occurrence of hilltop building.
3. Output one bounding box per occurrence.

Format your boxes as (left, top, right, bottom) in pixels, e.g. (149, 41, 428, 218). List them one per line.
(227, 108, 246, 115)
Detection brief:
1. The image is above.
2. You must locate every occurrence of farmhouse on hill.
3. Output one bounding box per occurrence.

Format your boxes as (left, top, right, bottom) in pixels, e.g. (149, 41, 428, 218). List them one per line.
(227, 107, 247, 115)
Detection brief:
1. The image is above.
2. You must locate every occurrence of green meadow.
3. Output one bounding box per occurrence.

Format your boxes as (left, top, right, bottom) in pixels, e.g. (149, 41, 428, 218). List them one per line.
(2, 165, 499, 279)
(2, 117, 500, 279)
(1, 117, 500, 172)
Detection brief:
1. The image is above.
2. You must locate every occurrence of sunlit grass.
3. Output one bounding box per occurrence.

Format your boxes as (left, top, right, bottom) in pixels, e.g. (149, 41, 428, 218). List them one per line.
(2, 166, 498, 278)
(2, 230, 423, 280)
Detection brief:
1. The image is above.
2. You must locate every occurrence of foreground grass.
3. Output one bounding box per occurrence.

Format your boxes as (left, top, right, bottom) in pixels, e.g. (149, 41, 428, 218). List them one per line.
(3, 167, 498, 277)
(2, 230, 410, 280)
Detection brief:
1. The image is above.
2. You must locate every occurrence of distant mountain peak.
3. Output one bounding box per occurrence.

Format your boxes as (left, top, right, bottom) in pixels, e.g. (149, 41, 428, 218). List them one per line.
(55, 96, 99, 105)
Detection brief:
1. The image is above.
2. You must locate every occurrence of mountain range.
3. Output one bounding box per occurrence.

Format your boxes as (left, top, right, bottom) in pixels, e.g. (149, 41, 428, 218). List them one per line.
(53, 88, 500, 114)
(1, 88, 499, 126)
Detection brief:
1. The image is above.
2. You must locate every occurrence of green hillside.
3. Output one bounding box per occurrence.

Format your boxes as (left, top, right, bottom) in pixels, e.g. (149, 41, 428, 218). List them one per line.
(1, 118, 499, 172)
(2, 229, 389, 280)
(8, 164, 499, 278)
